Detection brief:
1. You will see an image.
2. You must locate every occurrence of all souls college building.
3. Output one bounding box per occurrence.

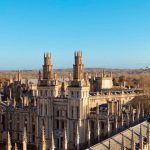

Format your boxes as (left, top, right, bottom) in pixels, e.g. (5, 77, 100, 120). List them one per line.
(0, 51, 149, 150)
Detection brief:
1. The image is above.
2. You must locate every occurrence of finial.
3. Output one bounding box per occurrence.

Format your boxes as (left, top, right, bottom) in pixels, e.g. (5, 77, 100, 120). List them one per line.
(23, 127, 27, 150)
(51, 130, 55, 150)
(42, 126, 46, 150)
(14, 97, 16, 108)
(14, 143, 18, 150)
(74, 51, 76, 57)
(64, 127, 68, 150)
(7, 131, 12, 150)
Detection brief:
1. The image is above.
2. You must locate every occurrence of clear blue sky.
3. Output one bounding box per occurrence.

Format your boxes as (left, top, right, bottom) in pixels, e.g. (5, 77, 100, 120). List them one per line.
(0, 0, 150, 70)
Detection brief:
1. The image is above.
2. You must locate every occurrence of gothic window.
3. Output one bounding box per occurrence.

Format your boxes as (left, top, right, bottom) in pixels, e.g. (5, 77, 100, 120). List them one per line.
(41, 104, 43, 115)
(32, 115, 34, 122)
(77, 107, 79, 118)
(32, 125, 35, 134)
(61, 121, 64, 130)
(56, 120, 59, 129)
(71, 106, 74, 118)
(91, 121, 94, 128)
(17, 133, 19, 141)
(101, 122, 104, 129)
(57, 138, 59, 148)
(77, 91, 79, 98)
(9, 122, 12, 130)
(112, 123, 115, 130)
(71, 91, 74, 97)
(45, 104, 47, 115)
(24, 115, 27, 122)
(32, 135, 35, 143)
(57, 110, 59, 117)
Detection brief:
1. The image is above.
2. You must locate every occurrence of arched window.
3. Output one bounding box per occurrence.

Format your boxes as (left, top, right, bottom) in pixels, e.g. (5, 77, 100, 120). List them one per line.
(41, 104, 43, 115)
(71, 91, 74, 97)
(45, 104, 47, 115)
(77, 91, 79, 98)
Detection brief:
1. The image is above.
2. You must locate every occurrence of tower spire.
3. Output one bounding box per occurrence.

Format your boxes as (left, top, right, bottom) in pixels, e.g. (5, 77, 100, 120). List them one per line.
(7, 131, 12, 150)
(63, 128, 68, 150)
(51, 131, 55, 150)
(23, 127, 27, 150)
(14, 97, 16, 108)
(42, 126, 46, 150)
(14, 143, 18, 150)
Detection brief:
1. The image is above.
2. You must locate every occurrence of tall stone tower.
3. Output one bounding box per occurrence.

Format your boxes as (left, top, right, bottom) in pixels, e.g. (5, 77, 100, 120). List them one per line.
(68, 51, 90, 148)
(38, 52, 58, 97)
(37, 52, 58, 149)
(73, 51, 84, 81)
(43, 53, 53, 80)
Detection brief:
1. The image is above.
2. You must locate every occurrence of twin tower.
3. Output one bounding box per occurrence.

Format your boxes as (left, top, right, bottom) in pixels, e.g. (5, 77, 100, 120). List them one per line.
(42, 51, 84, 81)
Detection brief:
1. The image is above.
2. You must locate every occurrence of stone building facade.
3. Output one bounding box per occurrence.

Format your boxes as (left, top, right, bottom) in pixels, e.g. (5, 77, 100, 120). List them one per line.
(0, 51, 148, 150)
